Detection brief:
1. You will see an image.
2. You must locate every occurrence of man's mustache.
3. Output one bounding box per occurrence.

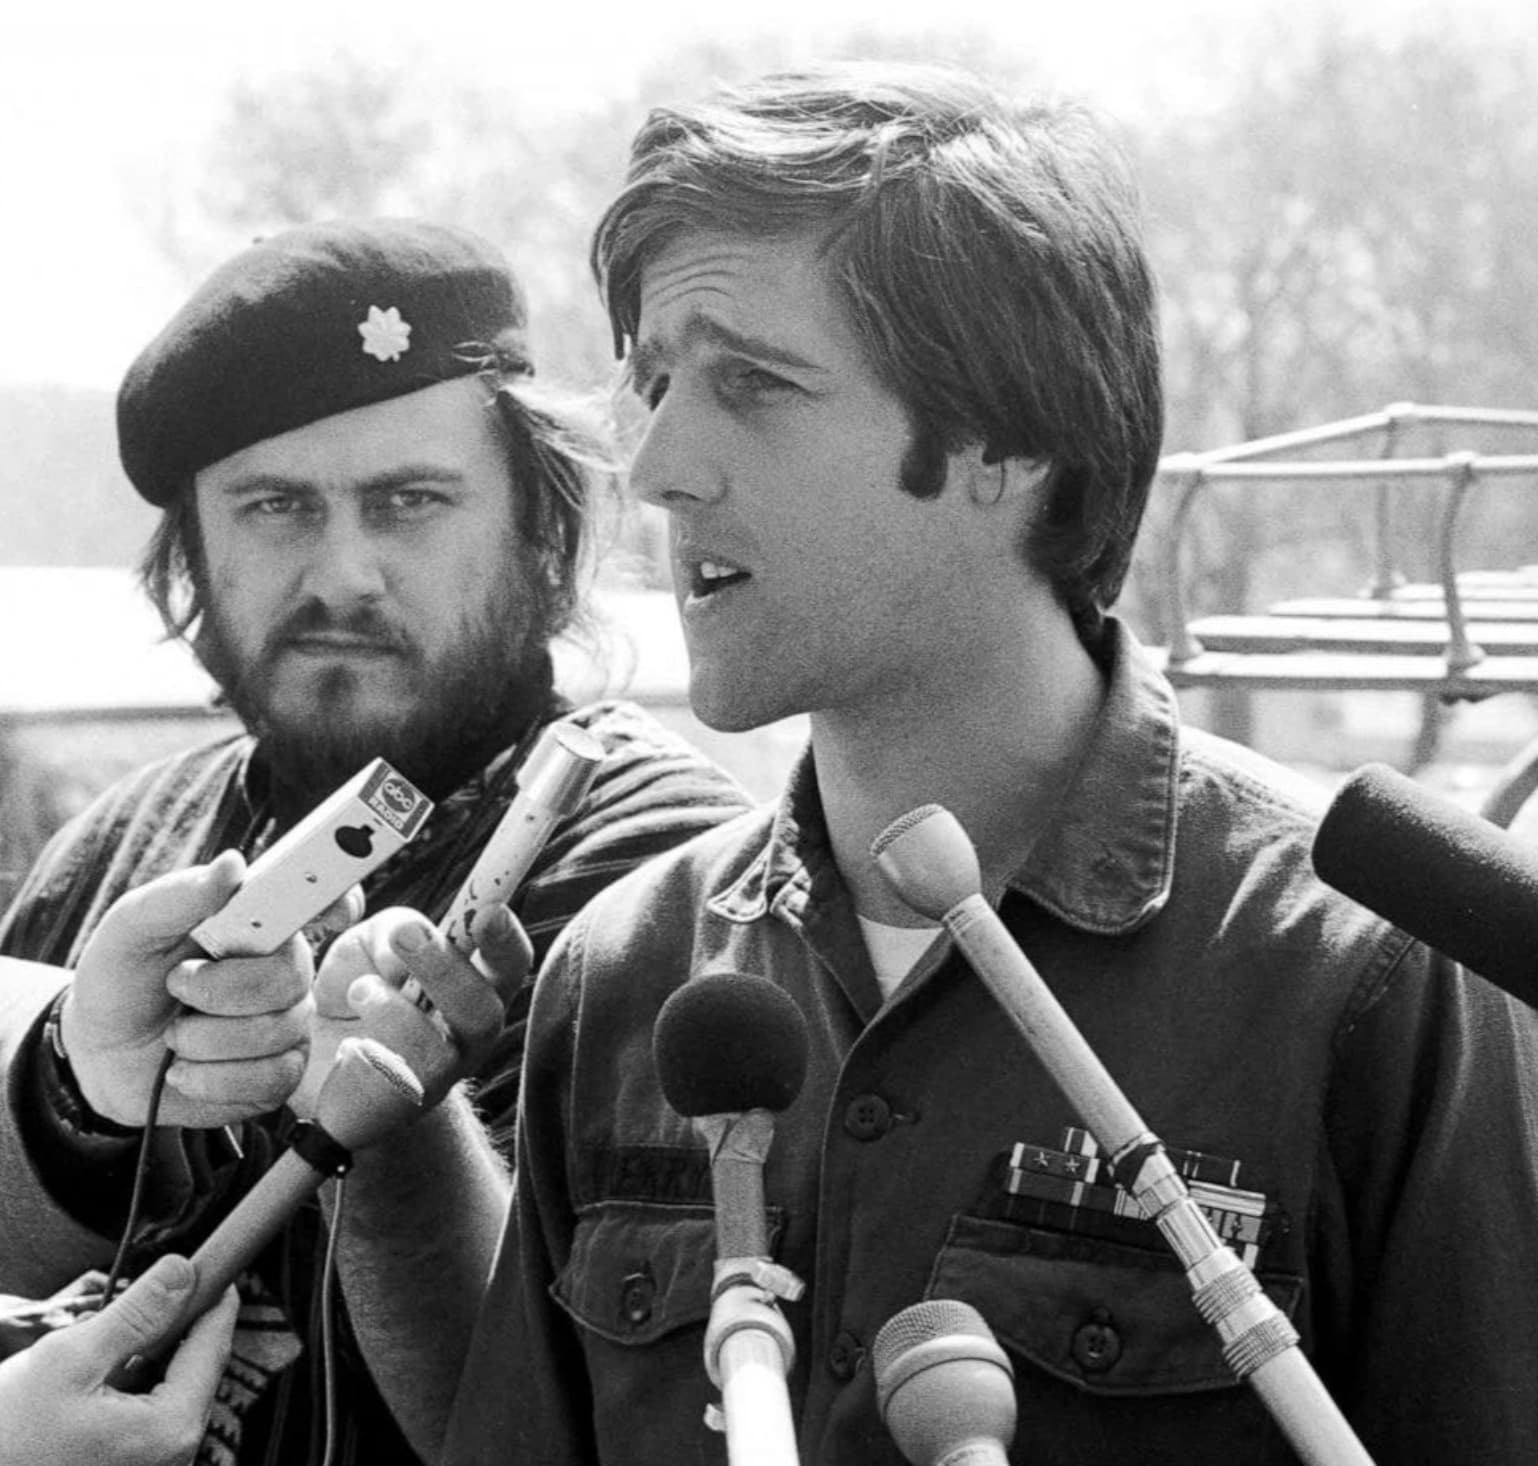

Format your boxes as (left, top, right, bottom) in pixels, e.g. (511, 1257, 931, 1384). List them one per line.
(261, 601, 415, 658)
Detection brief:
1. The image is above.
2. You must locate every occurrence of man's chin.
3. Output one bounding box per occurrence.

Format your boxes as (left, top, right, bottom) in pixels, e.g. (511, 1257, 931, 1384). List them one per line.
(266, 692, 408, 743)
(254, 679, 432, 784)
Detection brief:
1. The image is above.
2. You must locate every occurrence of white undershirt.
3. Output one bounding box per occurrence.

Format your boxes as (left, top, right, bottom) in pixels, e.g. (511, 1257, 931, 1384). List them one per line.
(857, 914, 943, 999)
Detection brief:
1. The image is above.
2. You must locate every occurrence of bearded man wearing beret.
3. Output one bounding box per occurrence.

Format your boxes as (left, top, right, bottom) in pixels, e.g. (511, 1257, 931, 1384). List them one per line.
(0, 219, 753, 1464)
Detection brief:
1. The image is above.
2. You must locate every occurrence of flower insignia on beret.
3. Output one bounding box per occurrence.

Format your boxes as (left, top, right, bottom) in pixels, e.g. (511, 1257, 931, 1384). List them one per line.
(359, 305, 412, 362)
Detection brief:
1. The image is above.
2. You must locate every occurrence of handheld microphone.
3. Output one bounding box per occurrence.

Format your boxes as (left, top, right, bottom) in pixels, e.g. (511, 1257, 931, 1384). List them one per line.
(109, 1036, 422, 1387)
(1312, 761, 1538, 1007)
(399, 719, 605, 1031)
(191, 760, 432, 958)
(653, 974, 810, 1466)
(180, 1037, 422, 1317)
(872, 1300, 1015, 1466)
(872, 805, 1375, 1466)
(436, 719, 606, 955)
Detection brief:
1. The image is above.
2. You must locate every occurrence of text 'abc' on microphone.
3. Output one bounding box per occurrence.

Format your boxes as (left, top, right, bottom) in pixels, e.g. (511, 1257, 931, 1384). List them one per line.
(1312, 761, 1538, 1008)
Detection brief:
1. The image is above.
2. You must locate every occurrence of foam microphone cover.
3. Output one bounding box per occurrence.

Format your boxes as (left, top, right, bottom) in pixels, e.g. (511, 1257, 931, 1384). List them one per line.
(652, 973, 809, 1117)
(1312, 761, 1538, 1007)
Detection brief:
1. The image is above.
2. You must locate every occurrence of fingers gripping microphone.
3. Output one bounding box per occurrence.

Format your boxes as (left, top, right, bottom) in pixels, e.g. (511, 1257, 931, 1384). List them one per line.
(1313, 762, 1538, 1007)
(872, 1300, 1015, 1466)
(872, 806, 1375, 1466)
(653, 974, 810, 1466)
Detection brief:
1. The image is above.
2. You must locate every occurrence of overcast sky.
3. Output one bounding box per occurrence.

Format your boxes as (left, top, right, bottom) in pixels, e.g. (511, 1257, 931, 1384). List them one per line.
(2, 0, 1528, 391)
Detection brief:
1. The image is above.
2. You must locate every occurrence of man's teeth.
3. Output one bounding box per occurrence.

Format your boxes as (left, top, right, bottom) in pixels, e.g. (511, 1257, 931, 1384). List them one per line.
(699, 560, 740, 581)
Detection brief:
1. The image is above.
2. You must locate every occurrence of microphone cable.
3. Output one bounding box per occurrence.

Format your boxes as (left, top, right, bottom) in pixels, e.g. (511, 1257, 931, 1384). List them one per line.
(316, 1174, 347, 1466)
(99, 1047, 177, 1306)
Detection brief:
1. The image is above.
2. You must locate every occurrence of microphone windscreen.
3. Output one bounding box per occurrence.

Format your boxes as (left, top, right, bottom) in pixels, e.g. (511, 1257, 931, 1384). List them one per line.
(1312, 762, 1538, 1007)
(653, 973, 809, 1117)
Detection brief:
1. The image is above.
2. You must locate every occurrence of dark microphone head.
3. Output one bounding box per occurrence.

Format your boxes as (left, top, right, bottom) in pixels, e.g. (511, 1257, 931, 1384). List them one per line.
(652, 973, 809, 1117)
(873, 1299, 1016, 1466)
(1313, 762, 1538, 1006)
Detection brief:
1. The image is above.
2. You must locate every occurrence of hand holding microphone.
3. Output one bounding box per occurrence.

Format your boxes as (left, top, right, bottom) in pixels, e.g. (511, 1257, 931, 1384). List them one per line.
(59, 853, 326, 1131)
(0, 1256, 239, 1466)
(652, 974, 810, 1466)
(292, 721, 603, 1115)
(59, 758, 433, 1132)
(872, 805, 1376, 1466)
(293, 904, 532, 1120)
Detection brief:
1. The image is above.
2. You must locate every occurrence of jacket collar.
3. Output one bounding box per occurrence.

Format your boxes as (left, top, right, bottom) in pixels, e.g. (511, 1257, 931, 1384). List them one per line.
(709, 619, 1179, 937)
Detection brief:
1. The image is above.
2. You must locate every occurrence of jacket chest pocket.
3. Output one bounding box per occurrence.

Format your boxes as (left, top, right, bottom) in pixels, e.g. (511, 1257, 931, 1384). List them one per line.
(929, 1213, 1302, 1393)
(925, 1214, 1308, 1463)
(553, 1201, 718, 1346)
(553, 1199, 789, 1347)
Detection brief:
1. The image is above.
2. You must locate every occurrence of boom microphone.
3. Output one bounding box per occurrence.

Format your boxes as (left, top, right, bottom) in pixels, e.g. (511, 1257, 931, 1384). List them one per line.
(1312, 762, 1538, 1007)
(872, 804, 1375, 1466)
(872, 1300, 1015, 1466)
(653, 974, 810, 1466)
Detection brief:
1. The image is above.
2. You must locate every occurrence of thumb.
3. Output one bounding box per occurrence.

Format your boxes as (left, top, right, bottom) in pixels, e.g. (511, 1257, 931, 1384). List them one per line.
(102, 851, 248, 957)
(80, 1256, 197, 1364)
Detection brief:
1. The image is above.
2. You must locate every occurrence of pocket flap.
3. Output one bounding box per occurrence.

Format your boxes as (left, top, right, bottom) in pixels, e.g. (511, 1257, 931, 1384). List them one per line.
(929, 1214, 1302, 1396)
(551, 1201, 719, 1347)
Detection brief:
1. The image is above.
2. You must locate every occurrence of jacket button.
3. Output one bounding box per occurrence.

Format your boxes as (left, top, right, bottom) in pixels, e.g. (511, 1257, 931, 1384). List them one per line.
(843, 1094, 893, 1141)
(619, 1270, 656, 1327)
(828, 1328, 865, 1380)
(1071, 1308, 1122, 1373)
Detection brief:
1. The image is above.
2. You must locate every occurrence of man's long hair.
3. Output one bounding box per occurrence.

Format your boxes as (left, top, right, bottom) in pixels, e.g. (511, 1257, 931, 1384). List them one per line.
(139, 341, 617, 657)
(591, 62, 1163, 628)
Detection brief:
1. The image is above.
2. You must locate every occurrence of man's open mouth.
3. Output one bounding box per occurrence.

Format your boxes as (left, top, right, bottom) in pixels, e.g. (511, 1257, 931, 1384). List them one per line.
(690, 558, 751, 598)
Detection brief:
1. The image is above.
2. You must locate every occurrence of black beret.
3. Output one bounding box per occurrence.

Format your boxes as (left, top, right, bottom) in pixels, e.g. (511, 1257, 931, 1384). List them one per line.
(117, 218, 531, 505)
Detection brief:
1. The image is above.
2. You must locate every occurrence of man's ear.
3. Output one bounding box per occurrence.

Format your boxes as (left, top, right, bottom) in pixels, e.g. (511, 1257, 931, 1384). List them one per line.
(950, 443, 1052, 507)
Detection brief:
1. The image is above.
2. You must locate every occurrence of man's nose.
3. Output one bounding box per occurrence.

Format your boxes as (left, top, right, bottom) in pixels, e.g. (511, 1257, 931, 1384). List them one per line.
(296, 516, 388, 606)
(630, 392, 726, 510)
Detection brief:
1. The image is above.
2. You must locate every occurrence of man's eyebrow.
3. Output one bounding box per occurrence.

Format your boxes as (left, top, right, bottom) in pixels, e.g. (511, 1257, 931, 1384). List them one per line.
(631, 311, 824, 385)
(215, 465, 466, 496)
(354, 466, 466, 492)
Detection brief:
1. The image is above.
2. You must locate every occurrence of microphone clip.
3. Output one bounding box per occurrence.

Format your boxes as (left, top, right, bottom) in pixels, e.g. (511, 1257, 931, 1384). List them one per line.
(702, 1263, 801, 1417)
(711, 1256, 805, 1305)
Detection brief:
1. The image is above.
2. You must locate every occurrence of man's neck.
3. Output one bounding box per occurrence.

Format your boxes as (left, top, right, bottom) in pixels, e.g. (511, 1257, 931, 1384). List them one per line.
(812, 612, 1108, 926)
(254, 712, 537, 831)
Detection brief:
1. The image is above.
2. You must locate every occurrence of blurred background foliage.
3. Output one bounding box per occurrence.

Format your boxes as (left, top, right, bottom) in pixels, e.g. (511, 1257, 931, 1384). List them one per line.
(7, 18, 1536, 624)
(4, 13, 1538, 888)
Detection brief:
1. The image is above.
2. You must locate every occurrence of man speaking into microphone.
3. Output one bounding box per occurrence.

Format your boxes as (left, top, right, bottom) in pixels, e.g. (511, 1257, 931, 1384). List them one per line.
(338, 62, 1538, 1466)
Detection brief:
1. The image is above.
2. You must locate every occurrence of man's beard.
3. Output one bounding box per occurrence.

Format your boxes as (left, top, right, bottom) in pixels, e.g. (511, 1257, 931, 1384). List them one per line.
(194, 584, 553, 815)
